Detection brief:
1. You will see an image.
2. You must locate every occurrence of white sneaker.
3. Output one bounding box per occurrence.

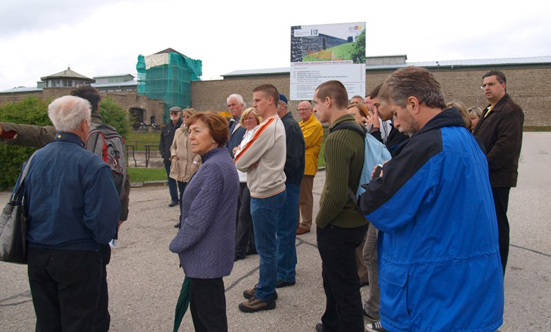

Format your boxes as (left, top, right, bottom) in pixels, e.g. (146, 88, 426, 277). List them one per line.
(365, 321, 390, 332)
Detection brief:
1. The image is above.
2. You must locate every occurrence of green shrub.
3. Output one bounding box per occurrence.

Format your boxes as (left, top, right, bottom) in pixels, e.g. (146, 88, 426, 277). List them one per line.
(0, 95, 132, 190)
(99, 97, 132, 139)
(0, 96, 51, 190)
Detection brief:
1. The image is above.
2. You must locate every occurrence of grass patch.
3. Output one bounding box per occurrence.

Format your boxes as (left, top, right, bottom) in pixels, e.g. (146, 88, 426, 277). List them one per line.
(126, 131, 160, 150)
(128, 167, 166, 183)
(302, 42, 355, 62)
(524, 126, 551, 132)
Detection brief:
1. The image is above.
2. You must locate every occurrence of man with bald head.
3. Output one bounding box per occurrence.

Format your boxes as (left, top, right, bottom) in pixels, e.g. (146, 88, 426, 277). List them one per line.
(296, 101, 323, 235)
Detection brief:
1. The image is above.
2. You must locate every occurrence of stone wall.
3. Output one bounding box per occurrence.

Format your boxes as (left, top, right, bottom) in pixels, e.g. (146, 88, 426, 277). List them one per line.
(3, 66, 549, 127)
(0, 88, 164, 126)
(191, 66, 551, 127)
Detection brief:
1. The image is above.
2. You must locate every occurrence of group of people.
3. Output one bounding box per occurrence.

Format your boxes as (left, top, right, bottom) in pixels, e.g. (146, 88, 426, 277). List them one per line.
(0, 66, 523, 332)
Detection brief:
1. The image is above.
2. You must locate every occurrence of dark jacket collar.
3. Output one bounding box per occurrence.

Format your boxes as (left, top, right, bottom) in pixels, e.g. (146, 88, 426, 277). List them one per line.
(413, 108, 466, 137)
(54, 132, 85, 147)
(486, 93, 511, 112)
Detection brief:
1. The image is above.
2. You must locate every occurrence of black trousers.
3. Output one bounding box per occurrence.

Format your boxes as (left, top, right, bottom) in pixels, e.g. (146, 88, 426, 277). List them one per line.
(96, 244, 111, 332)
(189, 278, 228, 332)
(28, 247, 102, 332)
(317, 224, 368, 332)
(235, 184, 255, 258)
(492, 187, 511, 275)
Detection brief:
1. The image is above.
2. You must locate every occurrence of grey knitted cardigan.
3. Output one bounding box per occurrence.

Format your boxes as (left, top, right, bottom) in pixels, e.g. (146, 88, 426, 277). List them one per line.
(169, 148, 239, 278)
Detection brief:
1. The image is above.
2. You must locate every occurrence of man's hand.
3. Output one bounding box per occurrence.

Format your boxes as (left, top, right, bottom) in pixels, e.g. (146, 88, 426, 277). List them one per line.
(366, 109, 381, 130)
(0, 124, 3, 136)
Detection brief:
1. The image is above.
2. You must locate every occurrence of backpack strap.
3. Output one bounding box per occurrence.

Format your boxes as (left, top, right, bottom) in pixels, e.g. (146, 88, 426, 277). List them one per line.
(330, 121, 366, 208)
(11, 152, 37, 203)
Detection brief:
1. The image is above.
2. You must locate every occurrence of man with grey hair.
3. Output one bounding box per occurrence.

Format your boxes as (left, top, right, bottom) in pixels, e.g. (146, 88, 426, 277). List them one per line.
(226, 94, 246, 158)
(23, 96, 120, 332)
(358, 66, 504, 332)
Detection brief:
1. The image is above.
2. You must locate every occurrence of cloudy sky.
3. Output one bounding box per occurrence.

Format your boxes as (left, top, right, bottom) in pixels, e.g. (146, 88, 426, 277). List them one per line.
(0, 0, 549, 91)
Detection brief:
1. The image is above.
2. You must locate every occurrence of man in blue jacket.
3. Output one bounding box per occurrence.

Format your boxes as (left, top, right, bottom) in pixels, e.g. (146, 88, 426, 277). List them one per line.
(359, 67, 504, 332)
(24, 96, 120, 332)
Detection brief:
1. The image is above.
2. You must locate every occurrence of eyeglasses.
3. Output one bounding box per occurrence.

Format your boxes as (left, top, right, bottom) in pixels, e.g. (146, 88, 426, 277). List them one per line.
(298, 108, 311, 112)
(480, 82, 497, 89)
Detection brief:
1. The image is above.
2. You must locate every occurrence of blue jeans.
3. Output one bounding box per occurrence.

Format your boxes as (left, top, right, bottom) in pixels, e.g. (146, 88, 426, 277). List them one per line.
(164, 162, 178, 201)
(277, 182, 300, 283)
(250, 190, 286, 301)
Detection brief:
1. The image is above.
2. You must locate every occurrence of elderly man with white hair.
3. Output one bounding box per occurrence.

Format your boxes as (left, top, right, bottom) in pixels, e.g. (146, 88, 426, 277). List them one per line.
(22, 96, 120, 332)
(226, 93, 247, 158)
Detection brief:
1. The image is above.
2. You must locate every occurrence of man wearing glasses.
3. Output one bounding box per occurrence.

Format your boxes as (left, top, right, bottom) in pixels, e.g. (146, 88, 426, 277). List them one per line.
(474, 70, 524, 275)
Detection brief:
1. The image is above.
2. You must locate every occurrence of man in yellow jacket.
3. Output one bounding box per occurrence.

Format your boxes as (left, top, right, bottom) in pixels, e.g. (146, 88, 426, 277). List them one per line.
(297, 101, 323, 235)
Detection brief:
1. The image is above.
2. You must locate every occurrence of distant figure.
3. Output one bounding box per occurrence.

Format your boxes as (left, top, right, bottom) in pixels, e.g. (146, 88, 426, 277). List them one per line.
(447, 101, 471, 129)
(226, 94, 247, 158)
(169, 111, 239, 331)
(474, 70, 524, 275)
(24, 96, 120, 332)
(234, 107, 262, 261)
(170, 108, 201, 228)
(359, 66, 504, 332)
(275, 94, 305, 289)
(468, 106, 483, 132)
(159, 106, 183, 207)
(350, 95, 365, 105)
(296, 101, 323, 235)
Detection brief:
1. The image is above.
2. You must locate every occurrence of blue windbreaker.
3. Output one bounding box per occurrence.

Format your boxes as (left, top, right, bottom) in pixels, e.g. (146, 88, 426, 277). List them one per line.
(24, 132, 120, 251)
(359, 109, 504, 332)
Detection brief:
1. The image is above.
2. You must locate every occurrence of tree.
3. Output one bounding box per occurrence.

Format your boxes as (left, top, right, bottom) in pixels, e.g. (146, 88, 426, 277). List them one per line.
(99, 97, 132, 139)
(0, 95, 132, 189)
(351, 29, 366, 64)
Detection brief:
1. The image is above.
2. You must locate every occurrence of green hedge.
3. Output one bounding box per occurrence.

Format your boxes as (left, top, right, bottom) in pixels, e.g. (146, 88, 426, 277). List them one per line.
(0, 95, 131, 190)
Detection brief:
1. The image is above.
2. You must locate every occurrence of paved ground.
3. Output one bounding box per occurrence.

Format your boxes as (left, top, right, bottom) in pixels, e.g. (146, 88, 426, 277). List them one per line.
(1, 132, 550, 332)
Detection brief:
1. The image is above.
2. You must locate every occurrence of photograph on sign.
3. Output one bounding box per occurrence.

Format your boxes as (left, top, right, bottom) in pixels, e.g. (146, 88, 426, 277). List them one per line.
(290, 22, 366, 101)
(291, 22, 365, 64)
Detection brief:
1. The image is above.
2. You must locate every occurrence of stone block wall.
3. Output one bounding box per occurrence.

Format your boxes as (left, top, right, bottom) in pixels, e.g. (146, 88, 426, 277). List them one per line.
(191, 66, 551, 127)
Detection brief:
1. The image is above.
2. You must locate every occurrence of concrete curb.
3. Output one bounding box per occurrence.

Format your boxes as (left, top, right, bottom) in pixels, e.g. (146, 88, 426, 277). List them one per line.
(130, 180, 167, 188)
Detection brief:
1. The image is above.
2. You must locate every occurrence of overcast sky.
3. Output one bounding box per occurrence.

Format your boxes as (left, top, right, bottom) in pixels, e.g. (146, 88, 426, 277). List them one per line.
(0, 0, 549, 91)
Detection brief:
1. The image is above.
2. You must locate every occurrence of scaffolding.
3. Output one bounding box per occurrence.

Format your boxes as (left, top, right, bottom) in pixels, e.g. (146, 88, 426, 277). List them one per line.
(136, 51, 202, 123)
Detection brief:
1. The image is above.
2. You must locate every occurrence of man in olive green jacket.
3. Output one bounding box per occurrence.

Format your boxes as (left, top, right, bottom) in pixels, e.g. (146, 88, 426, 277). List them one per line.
(313, 80, 367, 332)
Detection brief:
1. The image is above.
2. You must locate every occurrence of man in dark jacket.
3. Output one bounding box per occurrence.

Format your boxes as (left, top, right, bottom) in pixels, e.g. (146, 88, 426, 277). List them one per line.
(24, 95, 120, 332)
(276, 94, 305, 288)
(1, 86, 129, 332)
(159, 106, 183, 207)
(226, 94, 247, 158)
(474, 70, 524, 275)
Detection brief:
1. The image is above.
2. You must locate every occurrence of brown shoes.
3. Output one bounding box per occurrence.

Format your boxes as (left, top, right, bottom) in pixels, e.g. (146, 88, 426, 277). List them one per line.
(238, 296, 276, 313)
(296, 227, 310, 235)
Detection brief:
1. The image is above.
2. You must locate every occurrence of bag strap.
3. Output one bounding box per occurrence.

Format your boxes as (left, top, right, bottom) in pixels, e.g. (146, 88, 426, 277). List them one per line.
(330, 122, 365, 207)
(11, 152, 36, 202)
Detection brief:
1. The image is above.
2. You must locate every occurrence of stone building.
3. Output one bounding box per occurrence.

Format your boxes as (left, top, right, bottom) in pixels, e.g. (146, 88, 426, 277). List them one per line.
(192, 55, 551, 127)
(2, 55, 550, 127)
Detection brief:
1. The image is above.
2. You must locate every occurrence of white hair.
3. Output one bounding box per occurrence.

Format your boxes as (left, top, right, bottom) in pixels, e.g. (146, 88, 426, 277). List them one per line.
(48, 96, 91, 133)
(227, 94, 246, 108)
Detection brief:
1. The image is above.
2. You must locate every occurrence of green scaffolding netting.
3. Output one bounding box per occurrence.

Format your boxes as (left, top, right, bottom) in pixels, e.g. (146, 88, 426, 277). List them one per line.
(136, 52, 202, 124)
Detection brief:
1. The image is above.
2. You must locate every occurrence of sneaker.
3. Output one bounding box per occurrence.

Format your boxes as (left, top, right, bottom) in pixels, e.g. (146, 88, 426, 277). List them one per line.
(365, 321, 389, 332)
(243, 285, 278, 300)
(238, 296, 276, 313)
